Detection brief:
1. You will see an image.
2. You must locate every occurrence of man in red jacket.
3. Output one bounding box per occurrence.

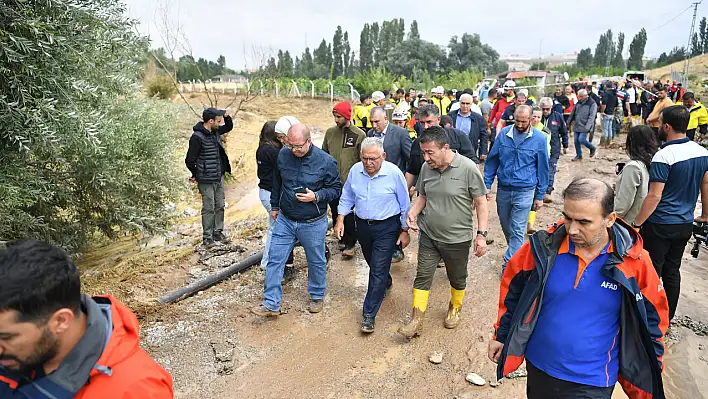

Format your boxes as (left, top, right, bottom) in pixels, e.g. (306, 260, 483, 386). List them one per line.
(0, 240, 174, 398)
(488, 178, 668, 399)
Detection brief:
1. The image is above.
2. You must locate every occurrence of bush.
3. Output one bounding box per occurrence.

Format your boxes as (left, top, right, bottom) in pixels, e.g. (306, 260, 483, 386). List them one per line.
(437, 70, 483, 92)
(0, 0, 183, 250)
(353, 67, 398, 95)
(146, 75, 177, 99)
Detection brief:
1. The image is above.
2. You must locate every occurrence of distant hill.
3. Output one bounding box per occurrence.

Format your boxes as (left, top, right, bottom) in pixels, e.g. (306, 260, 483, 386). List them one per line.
(647, 54, 708, 82)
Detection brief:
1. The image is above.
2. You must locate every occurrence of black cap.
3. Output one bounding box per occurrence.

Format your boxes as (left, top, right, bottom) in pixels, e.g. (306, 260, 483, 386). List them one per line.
(202, 107, 225, 122)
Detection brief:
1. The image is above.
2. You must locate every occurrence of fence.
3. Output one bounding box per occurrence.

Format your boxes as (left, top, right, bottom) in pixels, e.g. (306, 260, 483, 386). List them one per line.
(179, 79, 360, 102)
(670, 71, 689, 89)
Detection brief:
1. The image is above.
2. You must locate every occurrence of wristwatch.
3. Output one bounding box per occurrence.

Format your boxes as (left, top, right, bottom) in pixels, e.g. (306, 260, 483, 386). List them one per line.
(476, 230, 488, 237)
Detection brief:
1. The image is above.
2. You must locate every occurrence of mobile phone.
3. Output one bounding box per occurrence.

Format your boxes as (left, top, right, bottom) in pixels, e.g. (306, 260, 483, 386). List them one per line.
(615, 162, 626, 175)
(293, 186, 307, 194)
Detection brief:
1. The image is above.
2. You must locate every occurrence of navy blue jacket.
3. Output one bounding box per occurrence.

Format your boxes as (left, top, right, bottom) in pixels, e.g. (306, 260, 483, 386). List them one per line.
(542, 111, 569, 156)
(448, 109, 489, 159)
(271, 145, 341, 221)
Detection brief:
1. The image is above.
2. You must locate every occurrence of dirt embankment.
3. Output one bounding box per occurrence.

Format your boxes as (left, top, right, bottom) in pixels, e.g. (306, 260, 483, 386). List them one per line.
(79, 99, 708, 398)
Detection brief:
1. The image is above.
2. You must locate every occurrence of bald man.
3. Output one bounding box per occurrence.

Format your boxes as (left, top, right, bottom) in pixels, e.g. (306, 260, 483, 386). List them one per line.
(252, 124, 342, 316)
(367, 107, 412, 173)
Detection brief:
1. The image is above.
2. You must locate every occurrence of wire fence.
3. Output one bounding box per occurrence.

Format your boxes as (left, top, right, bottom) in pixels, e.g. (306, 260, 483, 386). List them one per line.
(179, 79, 360, 102)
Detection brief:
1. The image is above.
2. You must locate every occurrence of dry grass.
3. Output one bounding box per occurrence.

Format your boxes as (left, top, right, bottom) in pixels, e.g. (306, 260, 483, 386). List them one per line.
(647, 54, 708, 82)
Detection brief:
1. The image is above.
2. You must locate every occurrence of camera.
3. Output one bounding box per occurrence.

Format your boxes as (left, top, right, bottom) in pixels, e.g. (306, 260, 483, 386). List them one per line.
(691, 221, 708, 258)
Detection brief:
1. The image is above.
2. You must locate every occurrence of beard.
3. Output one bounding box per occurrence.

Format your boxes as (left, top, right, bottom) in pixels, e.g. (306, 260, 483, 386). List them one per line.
(658, 126, 669, 142)
(571, 229, 605, 248)
(0, 328, 59, 376)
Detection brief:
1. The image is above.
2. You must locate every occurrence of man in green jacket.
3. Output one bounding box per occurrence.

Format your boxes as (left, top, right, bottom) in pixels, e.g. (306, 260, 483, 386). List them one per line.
(323, 102, 366, 259)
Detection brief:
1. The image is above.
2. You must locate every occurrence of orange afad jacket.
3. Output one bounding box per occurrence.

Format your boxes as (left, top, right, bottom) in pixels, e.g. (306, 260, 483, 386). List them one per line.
(493, 219, 669, 399)
(0, 295, 173, 399)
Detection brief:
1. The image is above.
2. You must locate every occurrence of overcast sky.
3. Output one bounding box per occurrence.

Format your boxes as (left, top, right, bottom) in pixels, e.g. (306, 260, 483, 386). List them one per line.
(124, 0, 700, 70)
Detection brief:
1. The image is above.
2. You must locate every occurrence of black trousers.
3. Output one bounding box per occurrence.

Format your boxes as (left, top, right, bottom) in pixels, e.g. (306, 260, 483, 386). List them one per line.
(330, 196, 357, 248)
(356, 215, 400, 317)
(640, 221, 693, 320)
(527, 361, 614, 399)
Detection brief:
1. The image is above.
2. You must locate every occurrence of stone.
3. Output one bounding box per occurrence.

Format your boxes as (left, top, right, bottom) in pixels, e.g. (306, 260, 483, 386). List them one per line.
(429, 352, 443, 364)
(465, 372, 486, 386)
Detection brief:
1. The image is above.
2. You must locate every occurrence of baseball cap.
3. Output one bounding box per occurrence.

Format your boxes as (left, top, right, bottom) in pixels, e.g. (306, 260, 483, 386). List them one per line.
(202, 107, 225, 122)
(275, 116, 300, 135)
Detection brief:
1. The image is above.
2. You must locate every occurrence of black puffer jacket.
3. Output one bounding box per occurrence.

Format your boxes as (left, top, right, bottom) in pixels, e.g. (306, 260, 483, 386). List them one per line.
(185, 116, 233, 183)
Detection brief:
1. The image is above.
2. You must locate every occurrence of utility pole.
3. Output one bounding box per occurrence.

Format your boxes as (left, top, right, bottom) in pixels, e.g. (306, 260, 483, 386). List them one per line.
(685, 1, 702, 77)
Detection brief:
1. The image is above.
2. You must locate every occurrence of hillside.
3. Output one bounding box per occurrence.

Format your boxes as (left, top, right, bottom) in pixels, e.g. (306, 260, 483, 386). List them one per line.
(647, 53, 708, 81)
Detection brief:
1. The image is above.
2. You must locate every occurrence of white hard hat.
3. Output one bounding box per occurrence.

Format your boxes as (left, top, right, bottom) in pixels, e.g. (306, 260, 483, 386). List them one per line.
(372, 91, 385, 103)
(275, 116, 300, 135)
(392, 109, 407, 121)
(519, 88, 529, 97)
(503, 80, 516, 89)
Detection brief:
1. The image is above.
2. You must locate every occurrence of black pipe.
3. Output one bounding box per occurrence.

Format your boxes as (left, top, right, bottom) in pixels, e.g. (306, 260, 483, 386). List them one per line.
(158, 252, 263, 304)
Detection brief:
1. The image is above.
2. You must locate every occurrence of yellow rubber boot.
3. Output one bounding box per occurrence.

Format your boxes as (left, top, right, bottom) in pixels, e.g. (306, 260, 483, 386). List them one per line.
(398, 289, 428, 339)
(444, 288, 465, 329)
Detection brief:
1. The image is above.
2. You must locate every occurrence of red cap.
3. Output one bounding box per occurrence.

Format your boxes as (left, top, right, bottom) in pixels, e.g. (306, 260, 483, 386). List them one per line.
(333, 102, 352, 120)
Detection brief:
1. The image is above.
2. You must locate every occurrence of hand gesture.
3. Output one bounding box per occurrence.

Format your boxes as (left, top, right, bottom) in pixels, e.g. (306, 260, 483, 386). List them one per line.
(296, 188, 316, 203)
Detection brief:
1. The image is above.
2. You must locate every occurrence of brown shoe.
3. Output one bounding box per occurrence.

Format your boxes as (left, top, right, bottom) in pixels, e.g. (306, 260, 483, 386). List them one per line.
(308, 299, 323, 314)
(543, 194, 552, 204)
(443, 302, 461, 329)
(251, 305, 280, 317)
(341, 247, 355, 259)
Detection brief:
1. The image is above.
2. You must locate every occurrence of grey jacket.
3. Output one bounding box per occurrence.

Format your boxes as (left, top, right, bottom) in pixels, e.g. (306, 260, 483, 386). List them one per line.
(614, 160, 649, 224)
(569, 99, 598, 133)
(367, 122, 412, 172)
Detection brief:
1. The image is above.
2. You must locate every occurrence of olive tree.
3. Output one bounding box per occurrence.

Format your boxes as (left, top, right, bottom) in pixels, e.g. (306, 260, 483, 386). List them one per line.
(0, 0, 183, 250)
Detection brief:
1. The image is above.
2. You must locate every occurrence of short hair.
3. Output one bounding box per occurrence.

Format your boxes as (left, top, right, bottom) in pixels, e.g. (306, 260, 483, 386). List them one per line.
(463, 88, 475, 95)
(531, 106, 543, 115)
(419, 125, 448, 148)
(396, 88, 405, 95)
(515, 104, 532, 117)
(370, 106, 386, 118)
(360, 94, 371, 102)
(539, 97, 553, 107)
(361, 137, 384, 153)
(440, 115, 454, 127)
(488, 88, 498, 96)
(516, 91, 527, 99)
(563, 178, 614, 217)
(460, 93, 473, 103)
(662, 105, 690, 133)
(446, 90, 454, 96)
(578, 89, 588, 96)
(383, 89, 390, 97)
(0, 241, 82, 323)
(417, 103, 440, 118)
(683, 92, 695, 101)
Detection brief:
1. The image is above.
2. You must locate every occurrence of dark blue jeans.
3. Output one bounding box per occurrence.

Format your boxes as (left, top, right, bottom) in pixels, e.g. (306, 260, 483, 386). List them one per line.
(547, 153, 560, 194)
(574, 131, 596, 158)
(356, 215, 400, 318)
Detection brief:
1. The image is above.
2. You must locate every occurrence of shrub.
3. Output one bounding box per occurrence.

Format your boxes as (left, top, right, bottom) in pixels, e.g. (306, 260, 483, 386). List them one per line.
(0, 0, 183, 251)
(146, 75, 177, 99)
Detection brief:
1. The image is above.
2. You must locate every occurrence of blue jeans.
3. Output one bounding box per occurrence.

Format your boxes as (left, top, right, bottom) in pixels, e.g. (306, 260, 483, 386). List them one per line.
(574, 132, 596, 158)
(547, 153, 559, 194)
(262, 214, 328, 311)
(497, 188, 535, 272)
(356, 216, 399, 317)
(602, 114, 614, 139)
(259, 188, 274, 268)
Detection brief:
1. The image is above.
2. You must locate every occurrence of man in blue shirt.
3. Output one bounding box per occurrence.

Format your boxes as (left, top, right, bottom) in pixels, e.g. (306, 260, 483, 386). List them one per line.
(633, 105, 708, 320)
(484, 105, 549, 274)
(335, 137, 411, 333)
(252, 124, 342, 317)
(449, 93, 488, 164)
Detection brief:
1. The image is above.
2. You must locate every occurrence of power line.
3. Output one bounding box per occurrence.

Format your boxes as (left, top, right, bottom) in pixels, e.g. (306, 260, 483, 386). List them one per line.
(647, 4, 695, 33)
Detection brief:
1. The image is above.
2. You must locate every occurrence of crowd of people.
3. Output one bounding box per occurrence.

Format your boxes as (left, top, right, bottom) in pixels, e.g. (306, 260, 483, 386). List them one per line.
(2, 76, 708, 398)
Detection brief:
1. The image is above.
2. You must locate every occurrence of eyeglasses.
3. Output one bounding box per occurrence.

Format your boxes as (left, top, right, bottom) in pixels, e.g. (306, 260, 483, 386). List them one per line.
(541, 107, 552, 111)
(288, 139, 309, 151)
(460, 102, 471, 105)
(362, 155, 382, 163)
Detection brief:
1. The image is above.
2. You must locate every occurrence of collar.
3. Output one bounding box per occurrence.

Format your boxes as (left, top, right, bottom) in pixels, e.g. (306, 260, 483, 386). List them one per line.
(457, 111, 472, 118)
(358, 161, 389, 178)
(660, 136, 690, 149)
(506, 126, 533, 139)
(558, 235, 614, 256)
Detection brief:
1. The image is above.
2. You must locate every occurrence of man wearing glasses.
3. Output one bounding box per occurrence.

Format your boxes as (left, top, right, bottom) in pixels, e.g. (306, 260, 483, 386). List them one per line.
(335, 137, 411, 333)
(448, 93, 488, 165)
(538, 97, 569, 202)
(252, 124, 342, 317)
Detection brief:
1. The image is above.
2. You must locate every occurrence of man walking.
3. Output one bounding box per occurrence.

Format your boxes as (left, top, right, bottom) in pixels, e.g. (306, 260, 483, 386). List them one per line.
(323, 102, 365, 259)
(398, 126, 488, 339)
(600, 81, 618, 147)
(185, 107, 234, 248)
(449, 93, 488, 163)
(252, 124, 342, 316)
(682, 92, 708, 141)
(538, 97, 568, 201)
(569, 89, 598, 161)
(646, 87, 676, 138)
(335, 137, 411, 333)
(0, 241, 174, 398)
(488, 178, 668, 399)
(484, 105, 549, 274)
(633, 105, 708, 321)
(368, 107, 412, 173)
